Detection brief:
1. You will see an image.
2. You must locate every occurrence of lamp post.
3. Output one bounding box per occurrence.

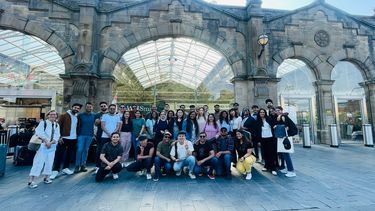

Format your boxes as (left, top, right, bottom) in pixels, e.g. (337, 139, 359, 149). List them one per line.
(257, 34, 269, 58)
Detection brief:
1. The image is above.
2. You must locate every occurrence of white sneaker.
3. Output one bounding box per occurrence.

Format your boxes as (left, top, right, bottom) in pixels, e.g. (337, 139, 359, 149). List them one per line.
(137, 170, 146, 176)
(62, 168, 74, 175)
(50, 171, 59, 180)
(146, 174, 152, 180)
(113, 173, 119, 180)
(271, 171, 277, 176)
(28, 182, 38, 189)
(176, 170, 182, 176)
(188, 172, 196, 179)
(279, 169, 288, 174)
(285, 171, 296, 177)
(245, 173, 252, 180)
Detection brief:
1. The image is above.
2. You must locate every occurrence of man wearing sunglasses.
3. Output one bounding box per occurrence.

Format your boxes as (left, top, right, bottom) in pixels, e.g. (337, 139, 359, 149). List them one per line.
(153, 131, 173, 181)
(193, 132, 218, 179)
(94, 102, 108, 172)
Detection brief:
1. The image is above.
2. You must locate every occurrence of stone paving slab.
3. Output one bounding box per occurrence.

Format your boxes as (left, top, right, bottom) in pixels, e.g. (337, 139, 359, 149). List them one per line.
(1, 144, 375, 211)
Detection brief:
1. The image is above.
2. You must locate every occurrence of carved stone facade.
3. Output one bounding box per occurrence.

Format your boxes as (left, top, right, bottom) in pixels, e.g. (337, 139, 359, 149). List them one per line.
(0, 0, 374, 143)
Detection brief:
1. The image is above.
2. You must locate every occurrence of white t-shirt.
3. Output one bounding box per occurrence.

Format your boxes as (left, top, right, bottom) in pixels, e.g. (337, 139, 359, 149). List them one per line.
(101, 113, 121, 138)
(63, 111, 78, 140)
(170, 140, 194, 160)
(230, 116, 242, 130)
(261, 120, 273, 138)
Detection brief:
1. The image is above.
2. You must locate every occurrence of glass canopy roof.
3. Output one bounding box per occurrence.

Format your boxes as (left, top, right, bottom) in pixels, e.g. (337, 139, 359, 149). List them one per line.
(120, 37, 226, 89)
(0, 30, 64, 92)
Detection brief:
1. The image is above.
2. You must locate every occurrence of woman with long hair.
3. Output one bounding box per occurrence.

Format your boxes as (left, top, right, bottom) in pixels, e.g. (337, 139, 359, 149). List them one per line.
(218, 110, 230, 131)
(145, 110, 158, 140)
(229, 108, 242, 136)
(131, 110, 146, 159)
(170, 109, 185, 139)
(196, 107, 207, 133)
(28, 110, 60, 188)
(183, 111, 199, 143)
(235, 130, 256, 180)
(254, 108, 278, 176)
(120, 111, 132, 164)
(203, 113, 220, 140)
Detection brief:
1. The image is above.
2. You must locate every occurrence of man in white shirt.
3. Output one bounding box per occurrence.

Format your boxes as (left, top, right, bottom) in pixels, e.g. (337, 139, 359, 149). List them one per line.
(50, 103, 82, 179)
(170, 131, 196, 179)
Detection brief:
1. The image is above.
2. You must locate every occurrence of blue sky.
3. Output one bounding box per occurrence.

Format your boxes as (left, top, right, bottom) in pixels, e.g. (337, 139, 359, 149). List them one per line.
(204, 0, 374, 16)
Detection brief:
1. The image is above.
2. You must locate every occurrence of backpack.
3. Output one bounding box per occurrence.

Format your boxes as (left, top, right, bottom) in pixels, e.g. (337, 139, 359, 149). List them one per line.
(286, 117, 298, 136)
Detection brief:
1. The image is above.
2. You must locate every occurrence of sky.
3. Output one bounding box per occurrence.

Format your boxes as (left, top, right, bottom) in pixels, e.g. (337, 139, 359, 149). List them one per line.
(204, 0, 374, 16)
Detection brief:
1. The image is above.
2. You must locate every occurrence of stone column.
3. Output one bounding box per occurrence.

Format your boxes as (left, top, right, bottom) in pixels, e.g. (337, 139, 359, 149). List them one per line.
(247, 76, 280, 107)
(360, 80, 375, 140)
(233, 77, 252, 110)
(314, 80, 335, 144)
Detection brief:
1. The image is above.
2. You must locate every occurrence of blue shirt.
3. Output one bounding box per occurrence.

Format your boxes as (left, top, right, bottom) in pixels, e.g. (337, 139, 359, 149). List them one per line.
(78, 112, 95, 136)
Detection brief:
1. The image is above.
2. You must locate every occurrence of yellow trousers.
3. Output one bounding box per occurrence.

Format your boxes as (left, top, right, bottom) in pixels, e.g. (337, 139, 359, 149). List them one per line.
(236, 155, 256, 174)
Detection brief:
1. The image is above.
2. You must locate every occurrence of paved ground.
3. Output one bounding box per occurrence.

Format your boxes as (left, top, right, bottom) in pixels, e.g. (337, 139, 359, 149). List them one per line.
(1, 144, 375, 211)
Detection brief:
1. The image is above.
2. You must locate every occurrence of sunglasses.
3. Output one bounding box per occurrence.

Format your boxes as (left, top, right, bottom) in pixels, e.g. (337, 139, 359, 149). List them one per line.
(120, 107, 125, 109)
(200, 135, 206, 138)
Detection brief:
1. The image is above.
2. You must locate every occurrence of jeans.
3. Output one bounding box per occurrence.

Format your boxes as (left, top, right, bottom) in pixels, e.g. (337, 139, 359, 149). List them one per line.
(154, 156, 172, 178)
(193, 157, 218, 175)
(96, 138, 110, 167)
(131, 134, 140, 159)
(279, 152, 294, 171)
(216, 154, 232, 176)
(252, 137, 261, 159)
(126, 157, 153, 174)
(76, 135, 93, 167)
(53, 139, 77, 171)
(95, 163, 122, 182)
(173, 156, 195, 174)
(120, 132, 132, 162)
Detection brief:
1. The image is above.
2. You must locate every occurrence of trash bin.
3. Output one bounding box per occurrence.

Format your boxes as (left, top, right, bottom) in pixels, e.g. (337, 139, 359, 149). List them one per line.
(329, 124, 339, 148)
(0, 131, 8, 176)
(363, 124, 374, 147)
(303, 124, 311, 148)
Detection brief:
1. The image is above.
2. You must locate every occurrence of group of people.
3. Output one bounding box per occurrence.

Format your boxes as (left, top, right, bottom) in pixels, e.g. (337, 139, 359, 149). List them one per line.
(27, 99, 297, 188)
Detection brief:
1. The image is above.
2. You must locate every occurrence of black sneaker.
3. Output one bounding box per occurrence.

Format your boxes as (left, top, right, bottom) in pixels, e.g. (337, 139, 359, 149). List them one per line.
(80, 165, 88, 172)
(74, 166, 80, 173)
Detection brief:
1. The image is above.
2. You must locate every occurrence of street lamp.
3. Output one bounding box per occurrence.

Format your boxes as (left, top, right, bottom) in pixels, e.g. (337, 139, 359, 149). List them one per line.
(257, 34, 269, 58)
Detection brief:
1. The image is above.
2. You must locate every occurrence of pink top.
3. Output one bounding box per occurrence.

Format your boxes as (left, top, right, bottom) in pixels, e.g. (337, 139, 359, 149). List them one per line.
(203, 123, 220, 140)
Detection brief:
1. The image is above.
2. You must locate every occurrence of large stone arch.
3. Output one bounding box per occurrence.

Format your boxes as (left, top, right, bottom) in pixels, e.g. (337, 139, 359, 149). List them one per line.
(100, 23, 245, 79)
(327, 49, 375, 81)
(271, 46, 322, 81)
(0, 11, 75, 71)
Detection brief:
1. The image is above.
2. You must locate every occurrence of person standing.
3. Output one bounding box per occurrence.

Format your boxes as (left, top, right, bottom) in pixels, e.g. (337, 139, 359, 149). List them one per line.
(94, 101, 108, 171)
(153, 111, 169, 147)
(126, 136, 154, 180)
(75, 102, 95, 173)
(197, 107, 207, 133)
(213, 104, 221, 121)
(170, 131, 196, 179)
(203, 113, 220, 140)
(131, 110, 146, 159)
(120, 111, 132, 165)
(95, 132, 123, 182)
(28, 110, 60, 188)
(50, 103, 82, 179)
(182, 111, 199, 143)
(153, 132, 173, 181)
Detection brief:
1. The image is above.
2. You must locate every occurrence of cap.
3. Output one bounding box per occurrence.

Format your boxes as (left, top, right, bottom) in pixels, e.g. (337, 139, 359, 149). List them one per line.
(138, 135, 148, 142)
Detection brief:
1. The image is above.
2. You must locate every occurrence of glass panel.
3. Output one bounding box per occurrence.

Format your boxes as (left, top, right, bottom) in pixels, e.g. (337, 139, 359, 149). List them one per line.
(337, 99, 363, 143)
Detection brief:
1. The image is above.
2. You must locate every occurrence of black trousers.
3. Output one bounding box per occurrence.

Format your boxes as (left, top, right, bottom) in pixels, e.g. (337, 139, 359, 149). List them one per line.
(261, 137, 278, 171)
(53, 139, 77, 171)
(95, 163, 122, 182)
(95, 138, 110, 167)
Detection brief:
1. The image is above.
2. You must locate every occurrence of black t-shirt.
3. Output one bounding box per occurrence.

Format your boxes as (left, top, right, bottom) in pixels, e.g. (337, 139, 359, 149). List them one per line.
(194, 141, 213, 161)
(101, 142, 123, 166)
(121, 118, 132, 132)
(235, 141, 253, 158)
(136, 142, 154, 156)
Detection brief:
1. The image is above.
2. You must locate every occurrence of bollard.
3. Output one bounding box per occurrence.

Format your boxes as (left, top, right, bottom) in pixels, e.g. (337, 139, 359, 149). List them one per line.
(303, 124, 311, 148)
(363, 124, 374, 147)
(329, 124, 339, 148)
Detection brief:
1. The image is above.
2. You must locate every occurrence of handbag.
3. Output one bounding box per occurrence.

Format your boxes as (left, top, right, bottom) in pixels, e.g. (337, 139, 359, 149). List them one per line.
(277, 128, 294, 153)
(27, 135, 42, 151)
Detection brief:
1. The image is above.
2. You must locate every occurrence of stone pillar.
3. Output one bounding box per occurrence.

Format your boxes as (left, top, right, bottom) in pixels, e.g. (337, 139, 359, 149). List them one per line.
(360, 80, 375, 140)
(233, 77, 253, 109)
(314, 80, 335, 144)
(247, 77, 280, 108)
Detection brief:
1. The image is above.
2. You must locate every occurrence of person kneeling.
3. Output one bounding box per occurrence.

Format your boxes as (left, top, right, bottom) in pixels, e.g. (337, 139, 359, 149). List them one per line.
(153, 131, 173, 181)
(170, 131, 196, 179)
(95, 132, 123, 182)
(126, 135, 154, 180)
(193, 132, 218, 179)
(235, 130, 256, 180)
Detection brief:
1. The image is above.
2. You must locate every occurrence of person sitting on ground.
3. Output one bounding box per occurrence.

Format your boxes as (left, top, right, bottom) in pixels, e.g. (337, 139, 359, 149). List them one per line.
(234, 130, 256, 180)
(95, 132, 123, 182)
(153, 131, 173, 181)
(170, 130, 196, 179)
(193, 132, 218, 179)
(126, 135, 154, 180)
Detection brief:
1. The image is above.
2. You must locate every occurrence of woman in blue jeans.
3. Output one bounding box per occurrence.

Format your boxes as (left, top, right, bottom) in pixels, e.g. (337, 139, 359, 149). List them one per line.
(274, 106, 296, 178)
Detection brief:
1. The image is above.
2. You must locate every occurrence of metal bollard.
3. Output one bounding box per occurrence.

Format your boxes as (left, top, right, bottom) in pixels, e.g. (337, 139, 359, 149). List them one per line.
(303, 124, 311, 148)
(363, 124, 374, 147)
(329, 124, 339, 148)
